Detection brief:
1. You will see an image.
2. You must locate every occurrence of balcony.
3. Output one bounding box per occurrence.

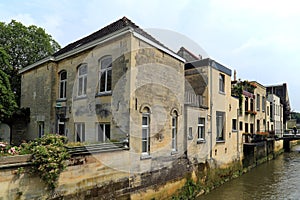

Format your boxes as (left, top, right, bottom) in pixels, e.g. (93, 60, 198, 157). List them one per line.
(185, 92, 207, 108)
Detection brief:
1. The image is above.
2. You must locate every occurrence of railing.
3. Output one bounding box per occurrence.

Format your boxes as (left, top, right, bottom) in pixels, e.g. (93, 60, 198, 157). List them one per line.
(185, 92, 206, 107)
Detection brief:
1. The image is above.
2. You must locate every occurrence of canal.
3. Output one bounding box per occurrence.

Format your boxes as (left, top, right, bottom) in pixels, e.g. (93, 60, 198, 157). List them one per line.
(198, 145, 300, 200)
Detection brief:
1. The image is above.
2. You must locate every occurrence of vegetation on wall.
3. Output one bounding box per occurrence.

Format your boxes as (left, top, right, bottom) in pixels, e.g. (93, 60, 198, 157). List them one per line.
(1, 134, 70, 190)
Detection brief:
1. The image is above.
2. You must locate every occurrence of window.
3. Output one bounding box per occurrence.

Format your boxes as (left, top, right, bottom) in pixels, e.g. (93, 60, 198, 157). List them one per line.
(219, 74, 225, 93)
(171, 111, 178, 151)
(262, 96, 265, 112)
(59, 71, 67, 99)
(256, 94, 260, 111)
(239, 121, 243, 131)
(257, 120, 260, 132)
(198, 117, 205, 141)
(245, 123, 249, 133)
(245, 97, 249, 111)
(99, 56, 112, 93)
(97, 123, 111, 142)
(75, 123, 85, 142)
(78, 64, 87, 97)
(142, 108, 150, 155)
(216, 112, 225, 141)
(250, 123, 254, 134)
(38, 122, 44, 138)
(250, 98, 254, 111)
(232, 119, 237, 131)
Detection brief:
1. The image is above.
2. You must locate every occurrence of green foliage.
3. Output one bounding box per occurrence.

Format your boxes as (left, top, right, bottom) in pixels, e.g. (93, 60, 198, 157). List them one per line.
(0, 20, 60, 105)
(0, 48, 17, 120)
(172, 179, 201, 200)
(26, 134, 69, 189)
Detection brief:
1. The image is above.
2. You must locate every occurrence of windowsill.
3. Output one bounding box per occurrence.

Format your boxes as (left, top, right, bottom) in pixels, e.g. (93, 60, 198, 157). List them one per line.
(56, 98, 67, 102)
(219, 91, 225, 95)
(232, 129, 238, 132)
(96, 92, 112, 97)
(216, 140, 225, 143)
(140, 154, 152, 160)
(187, 136, 193, 140)
(171, 150, 178, 155)
(197, 138, 206, 144)
(74, 96, 87, 100)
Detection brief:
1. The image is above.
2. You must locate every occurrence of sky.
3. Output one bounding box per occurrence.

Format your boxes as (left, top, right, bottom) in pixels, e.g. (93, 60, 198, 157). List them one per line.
(1, 0, 300, 111)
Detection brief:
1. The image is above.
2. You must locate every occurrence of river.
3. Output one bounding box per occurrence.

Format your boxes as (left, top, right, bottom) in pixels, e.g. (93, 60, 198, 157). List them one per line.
(197, 145, 300, 200)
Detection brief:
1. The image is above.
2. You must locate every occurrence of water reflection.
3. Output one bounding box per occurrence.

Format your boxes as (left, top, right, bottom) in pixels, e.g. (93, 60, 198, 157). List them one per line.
(198, 145, 300, 200)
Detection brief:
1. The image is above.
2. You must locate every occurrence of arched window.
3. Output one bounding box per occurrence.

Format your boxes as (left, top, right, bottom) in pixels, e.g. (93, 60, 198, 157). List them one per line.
(99, 56, 112, 93)
(78, 64, 87, 97)
(59, 71, 67, 99)
(171, 110, 178, 151)
(142, 107, 150, 155)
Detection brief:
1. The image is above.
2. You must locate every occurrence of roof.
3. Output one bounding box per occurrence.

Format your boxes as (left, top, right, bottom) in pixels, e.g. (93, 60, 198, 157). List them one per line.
(185, 58, 232, 76)
(53, 17, 170, 57)
(20, 17, 184, 74)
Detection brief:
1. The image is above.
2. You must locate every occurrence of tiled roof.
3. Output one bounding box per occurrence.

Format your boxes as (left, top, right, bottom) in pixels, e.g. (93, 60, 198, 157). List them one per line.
(53, 16, 170, 57)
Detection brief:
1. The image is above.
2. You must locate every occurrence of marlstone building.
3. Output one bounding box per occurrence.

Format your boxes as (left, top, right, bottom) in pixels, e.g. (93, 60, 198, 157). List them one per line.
(18, 17, 287, 178)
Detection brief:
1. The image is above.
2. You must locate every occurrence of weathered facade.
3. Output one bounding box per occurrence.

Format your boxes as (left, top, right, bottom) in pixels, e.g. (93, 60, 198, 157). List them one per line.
(15, 17, 287, 199)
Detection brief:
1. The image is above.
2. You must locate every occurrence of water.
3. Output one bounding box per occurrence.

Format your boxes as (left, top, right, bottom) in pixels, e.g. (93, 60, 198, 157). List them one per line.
(198, 145, 300, 200)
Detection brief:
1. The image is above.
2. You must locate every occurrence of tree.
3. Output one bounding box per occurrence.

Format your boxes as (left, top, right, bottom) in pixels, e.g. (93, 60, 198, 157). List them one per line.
(0, 20, 60, 105)
(0, 47, 17, 121)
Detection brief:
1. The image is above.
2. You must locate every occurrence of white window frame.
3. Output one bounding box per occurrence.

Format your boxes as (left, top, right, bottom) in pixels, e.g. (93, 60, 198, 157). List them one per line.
(99, 56, 112, 94)
(171, 113, 178, 151)
(197, 117, 205, 142)
(59, 71, 67, 99)
(219, 74, 225, 93)
(75, 123, 85, 142)
(97, 123, 111, 142)
(77, 64, 87, 97)
(216, 111, 225, 141)
(142, 113, 150, 155)
(257, 94, 260, 111)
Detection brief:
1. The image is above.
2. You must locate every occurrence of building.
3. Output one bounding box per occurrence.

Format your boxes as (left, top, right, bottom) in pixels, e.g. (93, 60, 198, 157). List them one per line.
(185, 59, 240, 167)
(267, 94, 283, 136)
(266, 83, 291, 130)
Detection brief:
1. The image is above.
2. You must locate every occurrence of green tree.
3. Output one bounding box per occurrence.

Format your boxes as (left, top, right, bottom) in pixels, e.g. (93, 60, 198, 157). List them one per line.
(0, 47, 17, 120)
(0, 20, 60, 105)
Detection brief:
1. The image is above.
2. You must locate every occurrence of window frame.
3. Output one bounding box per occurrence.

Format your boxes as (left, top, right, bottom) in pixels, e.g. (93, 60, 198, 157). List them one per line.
(232, 119, 237, 131)
(75, 123, 85, 142)
(97, 123, 111, 142)
(197, 117, 205, 142)
(171, 111, 178, 151)
(141, 111, 150, 156)
(59, 71, 67, 99)
(38, 122, 44, 138)
(98, 56, 112, 94)
(77, 64, 88, 97)
(219, 73, 225, 93)
(216, 111, 225, 142)
(256, 94, 260, 111)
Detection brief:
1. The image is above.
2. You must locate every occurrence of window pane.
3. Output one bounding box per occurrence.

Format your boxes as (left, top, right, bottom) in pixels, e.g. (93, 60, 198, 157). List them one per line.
(105, 124, 110, 140)
(61, 71, 67, 80)
(142, 141, 147, 152)
(142, 128, 147, 139)
(107, 69, 112, 91)
(100, 71, 106, 92)
(83, 76, 87, 95)
(60, 82, 64, 98)
(98, 124, 104, 142)
(78, 77, 83, 96)
(101, 57, 112, 69)
(79, 65, 87, 75)
(142, 116, 148, 126)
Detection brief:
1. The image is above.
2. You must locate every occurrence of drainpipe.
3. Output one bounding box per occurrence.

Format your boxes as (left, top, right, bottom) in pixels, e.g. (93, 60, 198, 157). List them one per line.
(209, 65, 213, 159)
(237, 108, 240, 160)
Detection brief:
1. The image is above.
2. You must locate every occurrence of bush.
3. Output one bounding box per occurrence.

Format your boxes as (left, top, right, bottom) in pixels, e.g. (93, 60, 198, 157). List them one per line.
(26, 134, 70, 189)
